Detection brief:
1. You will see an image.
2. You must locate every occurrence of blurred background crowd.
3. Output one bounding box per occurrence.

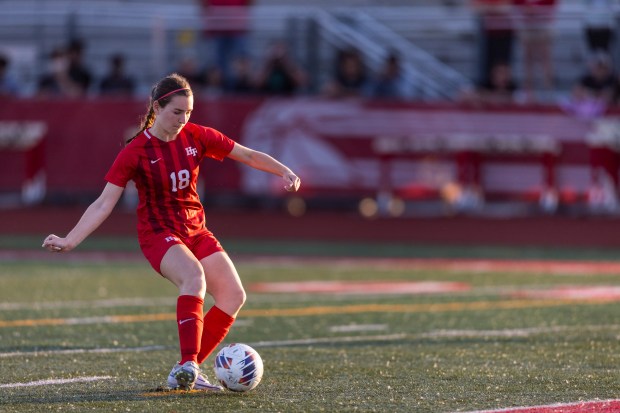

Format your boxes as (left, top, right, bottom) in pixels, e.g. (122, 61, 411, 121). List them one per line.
(1, 0, 619, 111)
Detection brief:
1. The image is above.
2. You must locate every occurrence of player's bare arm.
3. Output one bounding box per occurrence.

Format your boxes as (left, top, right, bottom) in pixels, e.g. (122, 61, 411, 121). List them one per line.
(42, 182, 124, 252)
(227, 143, 301, 192)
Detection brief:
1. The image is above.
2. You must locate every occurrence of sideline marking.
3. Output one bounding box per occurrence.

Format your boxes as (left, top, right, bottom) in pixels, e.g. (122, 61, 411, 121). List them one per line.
(0, 298, 614, 329)
(461, 399, 620, 413)
(0, 376, 113, 389)
(241, 256, 620, 275)
(512, 285, 620, 301)
(249, 281, 470, 295)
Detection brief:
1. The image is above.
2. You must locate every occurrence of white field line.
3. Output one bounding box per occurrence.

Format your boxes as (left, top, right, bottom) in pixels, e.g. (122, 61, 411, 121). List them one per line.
(0, 335, 407, 360)
(329, 323, 388, 333)
(0, 376, 114, 389)
(0, 345, 168, 358)
(251, 333, 408, 347)
(421, 324, 620, 339)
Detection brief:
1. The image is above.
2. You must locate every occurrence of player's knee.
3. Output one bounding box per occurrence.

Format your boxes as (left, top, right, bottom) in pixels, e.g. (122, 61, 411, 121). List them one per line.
(218, 285, 246, 314)
(181, 263, 206, 297)
(234, 286, 247, 310)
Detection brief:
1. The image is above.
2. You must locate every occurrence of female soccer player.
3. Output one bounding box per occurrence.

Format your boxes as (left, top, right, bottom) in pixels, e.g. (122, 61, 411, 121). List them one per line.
(42, 73, 300, 391)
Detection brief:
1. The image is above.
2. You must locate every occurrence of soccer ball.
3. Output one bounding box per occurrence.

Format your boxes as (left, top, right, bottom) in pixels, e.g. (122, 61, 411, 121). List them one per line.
(213, 343, 264, 392)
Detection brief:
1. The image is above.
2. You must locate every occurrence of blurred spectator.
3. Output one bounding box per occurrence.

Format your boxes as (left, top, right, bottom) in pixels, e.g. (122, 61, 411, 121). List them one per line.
(322, 48, 369, 98)
(201, 0, 252, 86)
(459, 61, 522, 105)
(469, 0, 516, 87)
(369, 52, 413, 101)
(65, 39, 92, 95)
(200, 65, 226, 98)
(226, 55, 256, 94)
(579, 52, 615, 101)
(255, 40, 307, 96)
(99, 53, 136, 97)
(175, 56, 206, 91)
(582, 0, 615, 55)
(512, 0, 557, 95)
(37, 40, 93, 98)
(561, 53, 614, 119)
(0, 54, 19, 97)
(37, 47, 76, 98)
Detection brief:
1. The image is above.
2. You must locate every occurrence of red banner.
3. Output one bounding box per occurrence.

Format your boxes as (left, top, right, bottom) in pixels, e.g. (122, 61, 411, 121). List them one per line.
(1, 98, 618, 210)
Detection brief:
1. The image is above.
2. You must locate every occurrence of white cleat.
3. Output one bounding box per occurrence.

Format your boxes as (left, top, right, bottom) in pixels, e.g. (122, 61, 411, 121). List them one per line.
(167, 361, 223, 391)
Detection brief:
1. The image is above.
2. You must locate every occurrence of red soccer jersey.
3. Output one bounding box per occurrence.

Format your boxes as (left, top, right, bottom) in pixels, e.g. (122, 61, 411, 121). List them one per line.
(105, 122, 235, 239)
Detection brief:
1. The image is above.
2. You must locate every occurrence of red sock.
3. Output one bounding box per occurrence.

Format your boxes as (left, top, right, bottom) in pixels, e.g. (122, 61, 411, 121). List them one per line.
(176, 295, 204, 365)
(196, 305, 235, 364)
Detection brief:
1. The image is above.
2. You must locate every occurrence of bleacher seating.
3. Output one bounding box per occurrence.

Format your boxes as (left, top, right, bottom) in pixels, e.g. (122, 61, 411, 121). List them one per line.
(0, 0, 608, 99)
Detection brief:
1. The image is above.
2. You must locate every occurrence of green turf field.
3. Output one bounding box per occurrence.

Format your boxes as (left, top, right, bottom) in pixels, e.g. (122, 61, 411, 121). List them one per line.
(2, 241, 620, 412)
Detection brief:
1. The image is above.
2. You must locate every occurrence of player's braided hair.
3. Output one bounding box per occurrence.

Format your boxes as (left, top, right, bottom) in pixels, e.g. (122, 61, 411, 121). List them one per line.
(127, 73, 193, 144)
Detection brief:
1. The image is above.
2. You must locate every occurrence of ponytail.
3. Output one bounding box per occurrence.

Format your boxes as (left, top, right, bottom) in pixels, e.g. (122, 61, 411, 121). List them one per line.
(127, 104, 155, 144)
(126, 72, 193, 145)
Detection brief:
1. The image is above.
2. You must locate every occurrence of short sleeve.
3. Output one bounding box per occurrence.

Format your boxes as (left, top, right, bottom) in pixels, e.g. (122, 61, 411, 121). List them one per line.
(194, 124, 235, 161)
(104, 145, 139, 188)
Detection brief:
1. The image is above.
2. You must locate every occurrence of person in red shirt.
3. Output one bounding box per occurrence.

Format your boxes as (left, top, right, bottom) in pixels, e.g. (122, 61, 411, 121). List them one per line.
(42, 72, 300, 391)
(512, 0, 557, 96)
(201, 0, 252, 87)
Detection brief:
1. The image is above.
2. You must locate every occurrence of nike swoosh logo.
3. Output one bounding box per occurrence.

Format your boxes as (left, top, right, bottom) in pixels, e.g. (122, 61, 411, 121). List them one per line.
(151, 158, 161, 164)
(179, 318, 195, 325)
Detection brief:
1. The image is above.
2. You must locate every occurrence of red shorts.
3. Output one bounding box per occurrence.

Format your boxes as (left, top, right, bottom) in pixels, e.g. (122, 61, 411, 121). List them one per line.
(139, 229, 224, 274)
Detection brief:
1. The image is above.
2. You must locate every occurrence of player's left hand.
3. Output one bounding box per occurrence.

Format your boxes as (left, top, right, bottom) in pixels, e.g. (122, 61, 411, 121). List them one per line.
(42, 234, 69, 252)
(283, 172, 301, 192)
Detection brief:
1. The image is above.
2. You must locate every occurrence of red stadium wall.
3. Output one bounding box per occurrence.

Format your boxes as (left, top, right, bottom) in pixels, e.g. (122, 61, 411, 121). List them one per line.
(2, 97, 620, 210)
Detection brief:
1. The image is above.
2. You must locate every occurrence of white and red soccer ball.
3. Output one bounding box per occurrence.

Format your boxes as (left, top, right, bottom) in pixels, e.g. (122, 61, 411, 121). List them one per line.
(213, 343, 264, 392)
